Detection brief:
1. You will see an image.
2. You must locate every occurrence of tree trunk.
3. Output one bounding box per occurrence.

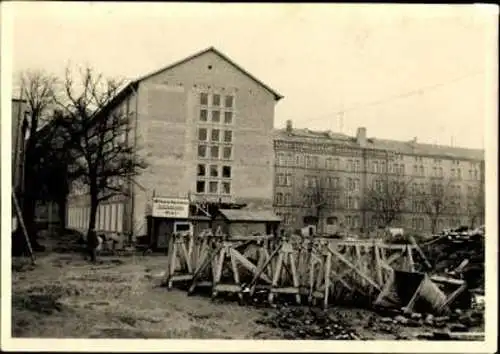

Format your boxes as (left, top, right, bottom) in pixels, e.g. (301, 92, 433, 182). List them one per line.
(88, 194, 98, 238)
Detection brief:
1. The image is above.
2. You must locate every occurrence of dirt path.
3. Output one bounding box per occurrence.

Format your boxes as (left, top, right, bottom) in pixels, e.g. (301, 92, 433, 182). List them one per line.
(11, 253, 281, 339)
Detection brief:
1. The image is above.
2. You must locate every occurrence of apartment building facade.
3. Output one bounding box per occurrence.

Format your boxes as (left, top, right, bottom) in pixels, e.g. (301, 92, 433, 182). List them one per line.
(273, 121, 485, 235)
(66, 47, 282, 239)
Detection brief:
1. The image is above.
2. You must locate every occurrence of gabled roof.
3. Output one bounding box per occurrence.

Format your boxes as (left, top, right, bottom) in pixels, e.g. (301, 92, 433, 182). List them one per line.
(136, 46, 283, 101)
(98, 47, 283, 116)
(218, 209, 282, 222)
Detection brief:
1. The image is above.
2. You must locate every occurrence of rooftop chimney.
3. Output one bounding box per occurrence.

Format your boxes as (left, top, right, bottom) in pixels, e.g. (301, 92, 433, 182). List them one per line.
(285, 120, 293, 133)
(356, 127, 367, 146)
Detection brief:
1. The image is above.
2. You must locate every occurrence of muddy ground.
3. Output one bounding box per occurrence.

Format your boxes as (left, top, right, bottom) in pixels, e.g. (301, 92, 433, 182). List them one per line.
(10, 236, 484, 340)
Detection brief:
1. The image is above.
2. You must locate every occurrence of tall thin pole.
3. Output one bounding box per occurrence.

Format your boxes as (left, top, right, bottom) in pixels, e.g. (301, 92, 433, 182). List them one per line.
(12, 190, 35, 264)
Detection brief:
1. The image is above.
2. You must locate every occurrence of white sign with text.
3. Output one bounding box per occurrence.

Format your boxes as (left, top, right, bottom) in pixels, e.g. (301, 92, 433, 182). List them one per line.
(152, 197, 189, 218)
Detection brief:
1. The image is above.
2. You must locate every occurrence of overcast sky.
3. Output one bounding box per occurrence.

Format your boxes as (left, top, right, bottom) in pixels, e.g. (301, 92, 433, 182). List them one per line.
(8, 3, 498, 149)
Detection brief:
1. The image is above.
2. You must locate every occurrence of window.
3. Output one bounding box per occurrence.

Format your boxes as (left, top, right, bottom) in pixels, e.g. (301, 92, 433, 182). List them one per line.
(326, 158, 333, 169)
(373, 161, 379, 173)
(347, 178, 353, 191)
(211, 129, 220, 142)
(353, 198, 359, 209)
(209, 181, 218, 194)
(284, 193, 292, 205)
(200, 109, 208, 121)
(212, 110, 220, 123)
(313, 156, 319, 168)
(200, 93, 208, 105)
(224, 130, 232, 143)
(222, 166, 231, 178)
(198, 128, 208, 141)
(457, 168, 462, 180)
(277, 152, 285, 166)
(346, 196, 353, 209)
(222, 182, 231, 194)
(419, 166, 424, 176)
(347, 159, 353, 171)
(196, 180, 205, 193)
(197, 164, 206, 176)
(285, 174, 292, 186)
(224, 111, 233, 124)
(275, 192, 283, 205)
(354, 179, 360, 192)
(296, 154, 302, 167)
(225, 95, 234, 108)
(439, 167, 443, 177)
(381, 161, 386, 173)
(212, 94, 220, 106)
(355, 160, 361, 172)
(223, 146, 232, 160)
(198, 145, 207, 158)
(210, 165, 218, 177)
(305, 156, 313, 168)
(210, 146, 219, 159)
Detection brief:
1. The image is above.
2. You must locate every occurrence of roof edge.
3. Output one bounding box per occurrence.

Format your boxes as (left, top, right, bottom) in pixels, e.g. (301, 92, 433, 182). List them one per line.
(136, 46, 283, 101)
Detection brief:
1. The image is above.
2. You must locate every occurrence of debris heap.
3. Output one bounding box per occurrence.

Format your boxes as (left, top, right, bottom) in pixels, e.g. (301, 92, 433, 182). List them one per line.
(256, 306, 362, 340)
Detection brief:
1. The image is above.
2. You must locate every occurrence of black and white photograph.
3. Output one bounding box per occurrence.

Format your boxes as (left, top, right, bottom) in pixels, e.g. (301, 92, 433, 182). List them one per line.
(1, 2, 497, 352)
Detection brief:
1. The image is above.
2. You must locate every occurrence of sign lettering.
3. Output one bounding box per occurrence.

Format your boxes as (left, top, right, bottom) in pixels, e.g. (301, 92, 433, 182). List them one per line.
(152, 197, 189, 218)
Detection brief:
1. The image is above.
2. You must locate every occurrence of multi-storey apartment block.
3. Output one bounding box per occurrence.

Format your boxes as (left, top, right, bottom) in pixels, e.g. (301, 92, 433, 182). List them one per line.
(66, 47, 282, 240)
(273, 120, 484, 235)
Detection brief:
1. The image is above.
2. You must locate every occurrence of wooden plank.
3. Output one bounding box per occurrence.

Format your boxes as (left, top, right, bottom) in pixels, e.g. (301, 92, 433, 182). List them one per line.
(323, 252, 332, 309)
(374, 243, 383, 286)
(181, 241, 193, 273)
(270, 287, 300, 294)
(327, 244, 382, 291)
(407, 245, 415, 272)
(169, 274, 193, 282)
(437, 283, 468, 313)
(214, 284, 242, 293)
(231, 248, 272, 284)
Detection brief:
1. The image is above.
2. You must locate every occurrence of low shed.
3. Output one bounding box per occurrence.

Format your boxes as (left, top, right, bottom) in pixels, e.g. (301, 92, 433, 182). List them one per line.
(213, 209, 281, 237)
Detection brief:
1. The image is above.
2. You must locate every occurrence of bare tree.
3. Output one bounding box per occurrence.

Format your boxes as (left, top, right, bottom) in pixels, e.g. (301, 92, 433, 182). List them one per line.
(419, 180, 454, 234)
(364, 174, 411, 229)
(16, 70, 58, 250)
(56, 66, 147, 240)
(466, 185, 485, 228)
(34, 110, 80, 232)
(299, 173, 342, 234)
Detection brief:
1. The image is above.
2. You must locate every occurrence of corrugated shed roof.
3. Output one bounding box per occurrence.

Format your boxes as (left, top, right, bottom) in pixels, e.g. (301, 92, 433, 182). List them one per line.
(274, 128, 484, 160)
(218, 209, 282, 222)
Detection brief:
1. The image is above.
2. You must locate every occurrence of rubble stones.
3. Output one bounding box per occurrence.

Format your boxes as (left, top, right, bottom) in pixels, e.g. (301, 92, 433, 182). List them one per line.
(256, 306, 363, 340)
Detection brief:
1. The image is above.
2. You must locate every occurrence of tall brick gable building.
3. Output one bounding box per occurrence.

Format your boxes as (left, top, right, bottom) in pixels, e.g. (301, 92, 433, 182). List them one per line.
(66, 47, 282, 238)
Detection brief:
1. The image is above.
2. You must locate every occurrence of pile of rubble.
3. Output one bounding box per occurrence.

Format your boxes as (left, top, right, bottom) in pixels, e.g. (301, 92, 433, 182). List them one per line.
(420, 231, 484, 291)
(256, 305, 362, 340)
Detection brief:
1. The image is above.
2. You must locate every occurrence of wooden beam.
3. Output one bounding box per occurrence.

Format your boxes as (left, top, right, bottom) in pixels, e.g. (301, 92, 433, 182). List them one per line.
(327, 244, 382, 291)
